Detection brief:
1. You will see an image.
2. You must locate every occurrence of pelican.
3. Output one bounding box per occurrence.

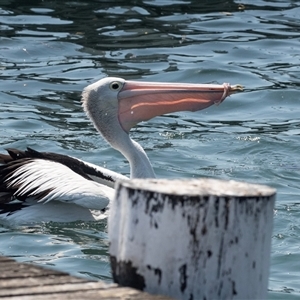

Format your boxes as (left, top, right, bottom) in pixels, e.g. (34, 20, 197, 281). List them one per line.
(0, 77, 242, 225)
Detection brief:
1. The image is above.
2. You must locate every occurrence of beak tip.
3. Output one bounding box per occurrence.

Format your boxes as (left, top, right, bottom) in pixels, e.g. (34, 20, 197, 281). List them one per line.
(215, 83, 244, 106)
(231, 84, 244, 92)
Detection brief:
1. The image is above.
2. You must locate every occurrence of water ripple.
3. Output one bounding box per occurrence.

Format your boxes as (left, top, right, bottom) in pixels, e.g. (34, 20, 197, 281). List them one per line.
(0, 1, 300, 298)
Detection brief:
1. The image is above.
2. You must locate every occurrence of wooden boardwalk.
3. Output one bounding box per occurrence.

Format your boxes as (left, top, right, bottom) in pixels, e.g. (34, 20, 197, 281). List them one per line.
(0, 256, 171, 299)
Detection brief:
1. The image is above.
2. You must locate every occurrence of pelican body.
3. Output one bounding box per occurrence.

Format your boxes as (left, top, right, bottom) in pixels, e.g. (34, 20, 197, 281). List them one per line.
(0, 77, 242, 225)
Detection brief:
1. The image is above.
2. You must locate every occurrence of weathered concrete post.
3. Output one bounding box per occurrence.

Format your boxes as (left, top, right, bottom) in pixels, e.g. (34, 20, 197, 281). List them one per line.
(109, 178, 275, 300)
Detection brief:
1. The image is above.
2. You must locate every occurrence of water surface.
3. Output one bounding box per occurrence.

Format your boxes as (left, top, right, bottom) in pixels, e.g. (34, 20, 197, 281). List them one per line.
(1, 0, 300, 298)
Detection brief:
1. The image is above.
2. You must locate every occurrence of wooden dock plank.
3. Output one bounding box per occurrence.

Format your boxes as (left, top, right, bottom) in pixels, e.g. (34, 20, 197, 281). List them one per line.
(0, 274, 87, 289)
(0, 287, 169, 300)
(0, 256, 63, 278)
(0, 256, 172, 299)
(0, 287, 170, 300)
(0, 281, 114, 297)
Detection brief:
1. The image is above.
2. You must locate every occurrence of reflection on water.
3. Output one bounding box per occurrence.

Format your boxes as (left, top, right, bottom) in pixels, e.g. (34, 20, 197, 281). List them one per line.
(1, 0, 300, 299)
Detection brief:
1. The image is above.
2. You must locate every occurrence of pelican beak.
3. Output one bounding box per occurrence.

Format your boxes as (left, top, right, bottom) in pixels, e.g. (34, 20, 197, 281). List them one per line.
(118, 80, 243, 132)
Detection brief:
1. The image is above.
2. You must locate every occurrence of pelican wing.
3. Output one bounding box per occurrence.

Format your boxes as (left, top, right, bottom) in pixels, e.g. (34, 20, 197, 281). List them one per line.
(0, 158, 114, 210)
(0, 147, 128, 188)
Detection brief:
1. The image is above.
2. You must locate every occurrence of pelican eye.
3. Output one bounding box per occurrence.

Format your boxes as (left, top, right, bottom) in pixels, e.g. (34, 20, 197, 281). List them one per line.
(110, 81, 122, 91)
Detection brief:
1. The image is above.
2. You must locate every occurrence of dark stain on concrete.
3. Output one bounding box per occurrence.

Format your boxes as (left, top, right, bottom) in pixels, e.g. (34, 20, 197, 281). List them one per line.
(110, 256, 146, 291)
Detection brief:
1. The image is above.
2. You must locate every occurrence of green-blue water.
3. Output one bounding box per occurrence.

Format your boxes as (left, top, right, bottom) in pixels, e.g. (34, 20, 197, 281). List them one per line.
(0, 1, 300, 298)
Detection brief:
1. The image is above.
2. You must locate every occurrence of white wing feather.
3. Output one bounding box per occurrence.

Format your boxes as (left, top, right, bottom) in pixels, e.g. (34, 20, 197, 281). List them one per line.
(6, 159, 114, 210)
